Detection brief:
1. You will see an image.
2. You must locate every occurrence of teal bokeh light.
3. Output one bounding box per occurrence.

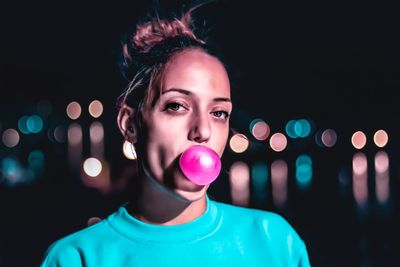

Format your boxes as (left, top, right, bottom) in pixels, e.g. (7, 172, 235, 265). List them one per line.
(27, 115, 43, 133)
(295, 154, 313, 188)
(285, 120, 297, 138)
(296, 154, 312, 166)
(294, 119, 311, 138)
(28, 150, 45, 172)
(1, 157, 18, 177)
(18, 116, 30, 134)
(251, 162, 269, 204)
(249, 118, 263, 134)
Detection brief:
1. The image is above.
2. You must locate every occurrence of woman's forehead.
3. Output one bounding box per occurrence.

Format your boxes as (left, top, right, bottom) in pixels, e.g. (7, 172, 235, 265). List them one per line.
(160, 49, 231, 98)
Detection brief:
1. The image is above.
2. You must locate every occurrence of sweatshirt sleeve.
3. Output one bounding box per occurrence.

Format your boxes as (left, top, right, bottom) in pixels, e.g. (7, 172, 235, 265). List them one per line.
(40, 241, 84, 267)
(295, 243, 311, 267)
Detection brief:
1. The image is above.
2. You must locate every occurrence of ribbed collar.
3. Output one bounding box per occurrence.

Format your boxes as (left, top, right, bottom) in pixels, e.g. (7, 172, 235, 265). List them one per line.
(106, 195, 222, 243)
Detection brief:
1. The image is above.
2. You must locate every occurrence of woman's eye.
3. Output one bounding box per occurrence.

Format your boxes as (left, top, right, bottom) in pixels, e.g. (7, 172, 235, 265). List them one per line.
(165, 102, 185, 111)
(212, 110, 230, 119)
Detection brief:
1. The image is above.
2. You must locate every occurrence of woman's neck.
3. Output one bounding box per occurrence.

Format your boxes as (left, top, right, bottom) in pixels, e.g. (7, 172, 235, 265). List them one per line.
(128, 164, 207, 226)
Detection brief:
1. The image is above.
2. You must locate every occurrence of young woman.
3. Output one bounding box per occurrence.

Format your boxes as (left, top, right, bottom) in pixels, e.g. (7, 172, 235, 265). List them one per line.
(40, 7, 310, 267)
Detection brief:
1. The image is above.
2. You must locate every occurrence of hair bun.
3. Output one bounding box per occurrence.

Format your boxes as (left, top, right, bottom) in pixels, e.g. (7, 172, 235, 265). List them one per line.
(123, 12, 205, 62)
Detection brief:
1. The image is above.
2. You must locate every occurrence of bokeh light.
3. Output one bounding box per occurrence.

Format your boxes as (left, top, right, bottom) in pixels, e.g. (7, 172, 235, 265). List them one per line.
(83, 158, 102, 177)
(374, 151, 389, 204)
(68, 123, 82, 146)
(28, 150, 45, 172)
(88, 100, 103, 118)
(321, 129, 337, 147)
(374, 150, 389, 174)
(294, 119, 311, 138)
(26, 115, 43, 133)
(18, 116, 30, 134)
(81, 159, 111, 193)
(229, 133, 249, 153)
(271, 159, 288, 207)
(2, 128, 20, 148)
(295, 154, 313, 189)
(1, 157, 22, 184)
(68, 123, 83, 171)
(229, 161, 250, 207)
(352, 152, 368, 207)
(249, 119, 270, 141)
(269, 133, 287, 152)
(54, 125, 67, 143)
(66, 101, 82, 120)
(351, 131, 367, 149)
(251, 162, 269, 205)
(18, 115, 43, 134)
(90, 121, 104, 143)
(373, 129, 388, 148)
(285, 120, 297, 138)
(0, 157, 36, 186)
(123, 140, 137, 160)
(352, 152, 368, 175)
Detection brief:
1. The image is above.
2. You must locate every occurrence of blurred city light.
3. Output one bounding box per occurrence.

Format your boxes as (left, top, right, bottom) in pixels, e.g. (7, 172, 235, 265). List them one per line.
(352, 152, 368, 207)
(271, 159, 288, 208)
(2, 128, 20, 148)
(68, 123, 82, 146)
(88, 100, 103, 118)
(373, 129, 388, 148)
(321, 129, 337, 147)
(90, 121, 104, 157)
(251, 161, 269, 205)
(374, 151, 389, 205)
(269, 132, 287, 152)
(229, 133, 249, 153)
(285, 120, 297, 138)
(249, 118, 270, 141)
(54, 125, 67, 143)
(66, 101, 82, 120)
(0, 157, 35, 186)
(229, 161, 250, 207)
(68, 123, 83, 171)
(294, 119, 311, 138)
(83, 157, 102, 177)
(351, 131, 367, 149)
(295, 154, 313, 189)
(28, 150, 45, 173)
(81, 158, 111, 193)
(26, 115, 43, 133)
(18, 116, 30, 134)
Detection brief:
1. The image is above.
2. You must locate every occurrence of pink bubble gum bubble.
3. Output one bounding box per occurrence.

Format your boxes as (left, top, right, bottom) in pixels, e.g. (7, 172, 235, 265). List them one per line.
(179, 145, 222, 185)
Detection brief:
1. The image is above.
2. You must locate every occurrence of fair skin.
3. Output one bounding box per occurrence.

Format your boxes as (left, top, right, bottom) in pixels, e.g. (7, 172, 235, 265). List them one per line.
(118, 48, 232, 225)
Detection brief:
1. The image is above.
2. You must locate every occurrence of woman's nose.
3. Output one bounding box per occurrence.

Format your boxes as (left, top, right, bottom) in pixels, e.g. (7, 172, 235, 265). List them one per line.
(188, 112, 211, 143)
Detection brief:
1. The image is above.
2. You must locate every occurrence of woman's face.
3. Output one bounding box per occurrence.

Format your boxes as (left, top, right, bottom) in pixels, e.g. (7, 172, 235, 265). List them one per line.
(139, 48, 232, 201)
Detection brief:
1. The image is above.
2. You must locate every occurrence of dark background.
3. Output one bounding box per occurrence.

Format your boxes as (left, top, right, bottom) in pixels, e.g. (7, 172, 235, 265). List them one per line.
(1, 0, 400, 266)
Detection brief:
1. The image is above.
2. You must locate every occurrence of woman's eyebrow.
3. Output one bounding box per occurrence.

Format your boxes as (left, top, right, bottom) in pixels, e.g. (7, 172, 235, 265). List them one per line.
(162, 88, 192, 95)
(213, 97, 231, 103)
(163, 88, 231, 103)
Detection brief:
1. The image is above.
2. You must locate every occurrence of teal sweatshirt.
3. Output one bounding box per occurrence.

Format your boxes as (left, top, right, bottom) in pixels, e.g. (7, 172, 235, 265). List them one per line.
(40, 196, 310, 266)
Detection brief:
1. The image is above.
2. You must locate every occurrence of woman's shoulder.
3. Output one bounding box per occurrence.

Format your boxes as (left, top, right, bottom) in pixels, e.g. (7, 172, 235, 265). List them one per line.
(40, 212, 117, 266)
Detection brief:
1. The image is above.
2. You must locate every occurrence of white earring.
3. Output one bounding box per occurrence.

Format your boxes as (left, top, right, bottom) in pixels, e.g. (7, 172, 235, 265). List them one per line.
(123, 140, 137, 160)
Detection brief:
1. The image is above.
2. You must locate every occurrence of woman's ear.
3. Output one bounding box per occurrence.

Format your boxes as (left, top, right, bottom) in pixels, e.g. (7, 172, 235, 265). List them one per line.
(117, 104, 138, 143)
